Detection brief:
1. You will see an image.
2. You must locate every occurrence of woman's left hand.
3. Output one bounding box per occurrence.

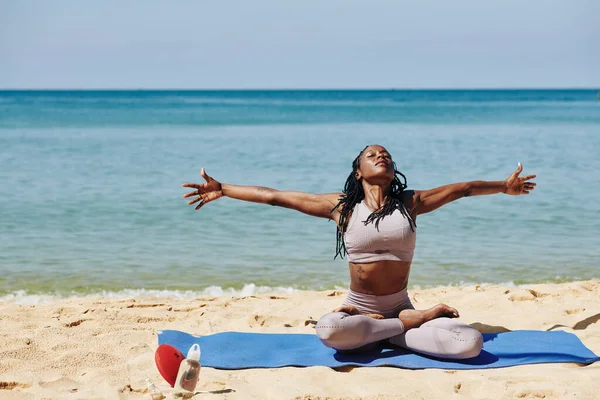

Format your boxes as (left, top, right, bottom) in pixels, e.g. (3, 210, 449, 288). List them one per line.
(504, 162, 537, 195)
(333, 305, 385, 319)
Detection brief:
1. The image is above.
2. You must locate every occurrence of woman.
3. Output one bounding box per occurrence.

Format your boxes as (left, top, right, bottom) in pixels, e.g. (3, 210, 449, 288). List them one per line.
(182, 145, 536, 359)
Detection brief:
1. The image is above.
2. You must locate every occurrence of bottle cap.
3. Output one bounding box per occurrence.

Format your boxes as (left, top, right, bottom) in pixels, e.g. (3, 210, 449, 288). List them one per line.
(187, 344, 201, 361)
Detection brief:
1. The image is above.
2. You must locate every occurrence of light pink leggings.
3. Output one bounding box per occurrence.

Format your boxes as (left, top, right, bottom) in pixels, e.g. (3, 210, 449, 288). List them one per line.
(315, 288, 483, 359)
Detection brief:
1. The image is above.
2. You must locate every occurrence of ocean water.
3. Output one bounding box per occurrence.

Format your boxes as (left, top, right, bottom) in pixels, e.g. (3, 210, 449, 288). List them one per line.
(1, 90, 599, 301)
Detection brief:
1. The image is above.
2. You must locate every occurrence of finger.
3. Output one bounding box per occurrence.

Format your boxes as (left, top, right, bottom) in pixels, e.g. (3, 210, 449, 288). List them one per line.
(514, 162, 523, 176)
(523, 174, 536, 181)
(183, 190, 200, 198)
(182, 183, 201, 189)
(522, 190, 530, 194)
(200, 168, 210, 182)
(339, 306, 357, 314)
(508, 162, 522, 180)
(195, 200, 205, 210)
(334, 306, 359, 315)
(188, 196, 202, 205)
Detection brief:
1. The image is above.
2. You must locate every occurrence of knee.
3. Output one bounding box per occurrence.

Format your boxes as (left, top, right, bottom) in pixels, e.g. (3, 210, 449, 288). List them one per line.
(315, 312, 367, 350)
(451, 326, 483, 359)
(315, 312, 349, 342)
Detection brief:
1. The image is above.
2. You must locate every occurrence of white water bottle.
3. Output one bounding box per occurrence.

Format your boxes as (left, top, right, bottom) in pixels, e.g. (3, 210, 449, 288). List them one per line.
(174, 344, 201, 393)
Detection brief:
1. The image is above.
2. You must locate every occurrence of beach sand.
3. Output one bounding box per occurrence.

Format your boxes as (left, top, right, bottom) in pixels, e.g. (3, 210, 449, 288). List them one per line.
(0, 280, 598, 400)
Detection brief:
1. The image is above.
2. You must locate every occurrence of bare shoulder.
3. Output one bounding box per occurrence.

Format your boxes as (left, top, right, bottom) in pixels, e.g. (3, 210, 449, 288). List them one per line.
(320, 192, 345, 223)
(320, 192, 344, 205)
(320, 192, 345, 213)
(401, 189, 419, 216)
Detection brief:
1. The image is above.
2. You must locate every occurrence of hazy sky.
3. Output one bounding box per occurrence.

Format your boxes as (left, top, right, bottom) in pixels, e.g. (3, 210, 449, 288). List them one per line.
(1, 0, 598, 89)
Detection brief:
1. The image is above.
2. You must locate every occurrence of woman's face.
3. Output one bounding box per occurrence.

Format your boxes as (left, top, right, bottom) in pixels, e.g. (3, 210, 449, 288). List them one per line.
(355, 145, 395, 184)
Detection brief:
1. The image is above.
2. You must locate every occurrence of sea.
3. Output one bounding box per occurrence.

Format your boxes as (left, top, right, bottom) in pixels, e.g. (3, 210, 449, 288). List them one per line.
(1, 89, 599, 303)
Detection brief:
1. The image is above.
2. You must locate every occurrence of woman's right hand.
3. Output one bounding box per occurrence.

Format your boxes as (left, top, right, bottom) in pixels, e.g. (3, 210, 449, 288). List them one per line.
(182, 168, 223, 210)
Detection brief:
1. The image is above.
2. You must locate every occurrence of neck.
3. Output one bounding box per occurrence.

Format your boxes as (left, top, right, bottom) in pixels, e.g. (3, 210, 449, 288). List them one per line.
(362, 182, 390, 211)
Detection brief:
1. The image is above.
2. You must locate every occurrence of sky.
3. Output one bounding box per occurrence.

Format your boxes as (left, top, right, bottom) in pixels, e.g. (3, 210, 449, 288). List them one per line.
(0, 0, 598, 89)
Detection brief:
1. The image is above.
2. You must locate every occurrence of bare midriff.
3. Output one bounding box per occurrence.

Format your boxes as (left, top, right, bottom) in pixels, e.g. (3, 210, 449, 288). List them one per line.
(348, 260, 411, 295)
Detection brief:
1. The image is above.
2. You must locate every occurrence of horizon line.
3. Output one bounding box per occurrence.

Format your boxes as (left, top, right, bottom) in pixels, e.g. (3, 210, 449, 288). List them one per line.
(1, 87, 599, 92)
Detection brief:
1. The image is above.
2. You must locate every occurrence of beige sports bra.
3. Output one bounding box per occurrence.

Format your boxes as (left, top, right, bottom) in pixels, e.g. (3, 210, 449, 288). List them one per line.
(343, 201, 416, 263)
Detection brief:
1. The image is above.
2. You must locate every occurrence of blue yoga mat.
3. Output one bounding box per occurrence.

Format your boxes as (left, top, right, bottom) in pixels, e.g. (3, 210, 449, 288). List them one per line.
(157, 330, 600, 370)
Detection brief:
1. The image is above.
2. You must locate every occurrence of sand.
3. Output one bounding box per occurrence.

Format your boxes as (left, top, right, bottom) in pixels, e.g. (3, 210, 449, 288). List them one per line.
(0, 280, 598, 400)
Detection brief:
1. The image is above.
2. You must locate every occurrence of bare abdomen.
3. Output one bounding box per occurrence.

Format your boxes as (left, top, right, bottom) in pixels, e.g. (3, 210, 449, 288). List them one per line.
(348, 260, 411, 295)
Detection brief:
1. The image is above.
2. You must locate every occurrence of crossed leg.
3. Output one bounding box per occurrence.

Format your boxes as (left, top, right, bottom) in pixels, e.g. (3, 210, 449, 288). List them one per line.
(315, 306, 483, 359)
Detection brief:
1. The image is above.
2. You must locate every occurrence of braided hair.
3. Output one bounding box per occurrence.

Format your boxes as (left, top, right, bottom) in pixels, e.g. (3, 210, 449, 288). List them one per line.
(332, 146, 416, 259)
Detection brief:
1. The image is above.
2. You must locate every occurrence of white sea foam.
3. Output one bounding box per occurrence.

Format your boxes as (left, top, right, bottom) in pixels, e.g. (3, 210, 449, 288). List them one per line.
(0, 284, 301, 305)
(410, 280, 519, 291)
(4, 279, 591, 306)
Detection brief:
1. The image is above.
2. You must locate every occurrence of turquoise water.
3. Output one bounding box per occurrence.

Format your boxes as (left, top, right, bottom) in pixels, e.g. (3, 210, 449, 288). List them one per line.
(1, 90, 599, 299)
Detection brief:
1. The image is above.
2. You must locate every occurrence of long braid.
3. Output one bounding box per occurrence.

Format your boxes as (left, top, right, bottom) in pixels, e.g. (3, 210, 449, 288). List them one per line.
(332, 147, 416, 259)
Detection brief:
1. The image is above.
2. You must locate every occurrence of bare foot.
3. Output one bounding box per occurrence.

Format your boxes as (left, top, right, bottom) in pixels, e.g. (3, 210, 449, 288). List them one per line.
(398, 304, 459, 330)
(334, 305, 385, 320)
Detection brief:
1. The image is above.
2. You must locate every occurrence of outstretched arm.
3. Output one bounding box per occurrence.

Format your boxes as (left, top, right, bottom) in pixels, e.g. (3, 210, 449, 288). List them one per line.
(410, 163, 537, 215)
(182, 168, 342, 220)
